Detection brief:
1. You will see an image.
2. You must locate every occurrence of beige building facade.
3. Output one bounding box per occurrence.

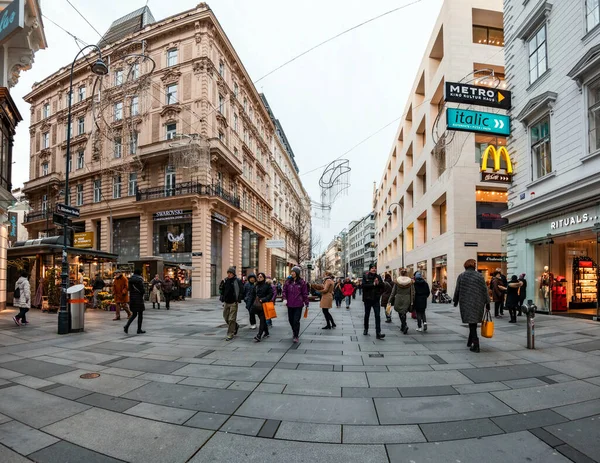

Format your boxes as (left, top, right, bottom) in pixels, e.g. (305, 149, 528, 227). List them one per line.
(375, 0, 508, 290)
(22, 4, 310, 298)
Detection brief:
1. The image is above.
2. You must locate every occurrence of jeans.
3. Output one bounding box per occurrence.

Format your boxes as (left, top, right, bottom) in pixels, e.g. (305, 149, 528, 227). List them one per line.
(322, 308, 335, 327)
(15, 306, 29, 323)
(468, 323, 479, 345)
(287, 306, 303, 338)
(223, 302, 239, 337)
(494, 301, 504, 317)
(116, 303, 131, 318)
(364, 299, 381, 334)
(125, 310, 143, 332)
(335, 296, 343, 308)
(417, 311, 427, 328)
(246, 303, 257, 326)
(164, 292, 172, 310)
(256, 310, 269, 338)
(93, 289, 100, 308)
(345, 296, 352, 307)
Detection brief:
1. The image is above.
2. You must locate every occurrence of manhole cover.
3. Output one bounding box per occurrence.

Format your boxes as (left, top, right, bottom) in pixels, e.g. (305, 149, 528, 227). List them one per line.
(80, 373, 101, 379)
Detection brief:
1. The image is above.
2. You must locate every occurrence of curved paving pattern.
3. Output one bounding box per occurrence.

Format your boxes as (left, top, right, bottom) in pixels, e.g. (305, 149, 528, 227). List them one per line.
(0, 300, 599, 462)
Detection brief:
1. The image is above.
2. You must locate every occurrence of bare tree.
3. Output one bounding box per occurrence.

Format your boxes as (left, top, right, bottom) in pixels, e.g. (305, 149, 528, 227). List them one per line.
(287, 212, 319, 266)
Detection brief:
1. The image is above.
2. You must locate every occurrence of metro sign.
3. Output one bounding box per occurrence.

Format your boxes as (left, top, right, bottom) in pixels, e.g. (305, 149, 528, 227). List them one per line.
(445, 82, 511, 110)
(446, 108, 510, 137)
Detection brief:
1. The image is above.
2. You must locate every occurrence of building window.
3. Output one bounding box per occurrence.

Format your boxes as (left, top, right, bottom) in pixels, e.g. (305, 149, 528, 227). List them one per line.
(113, 175, 122, 199)
(129, 132, 138, 154)
(77, 116, 85, 135)
(588, 78, 600, 153)
(93, 179, 102, 203)
(115, 70, 123, 86)
(243, 97, 248, 112)
(130, 63, 140, 80)
(41, 194, 47, 212)
(66, 92, 72, 107)
(43, 103, 50, 118)
(472, 25, 504, 46)
(114, 138, 122, 158)
(78, 86, 86, 102)
(588, 0, 600, 31)
(130, 96, 139, 116)
(234, 147, 239, 158)
(531, 116, 552, 179)
(218, 94, 224, 114)
(41, 162, 49, 176)
(166, 84, 177, 105)
(166, 123, 177, 140)
(234, 83, 239, 98)
(165, 166, 176, 196)
(440, 201, 447, 234)
(65, 122, 72, 139)
(128, 172, 137, 196)
(234, 113, 238, 132)
(67, 153, 72, 172)
(42, 132, 50, 149)
(76, 184, 83, 206)
(167, 48, 178, 67)
(528, 25, 547, 83)
(114, 102, 123, 121)
(218, 131, 224, 142)
(476, 190, 508, 229)
(219, 60, 225, 77)
(77, 150, 84, 169)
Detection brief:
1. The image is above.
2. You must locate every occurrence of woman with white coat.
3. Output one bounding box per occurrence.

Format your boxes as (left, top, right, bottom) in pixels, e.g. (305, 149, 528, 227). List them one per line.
(13, 271, 31, 326)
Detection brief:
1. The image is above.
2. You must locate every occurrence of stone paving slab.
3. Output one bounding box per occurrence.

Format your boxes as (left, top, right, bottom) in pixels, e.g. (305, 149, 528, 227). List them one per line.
(262, 369, 368, 388)
(459, 363, 560, 383)
(542, 356, 600, 379)
(274, 421, 341, 443)
(42, 407, 212, 463)
(367, 370, 472, 387)
(221, 416, 265, 436)
(342, 424, 425, 444)
(46, 384, 93, 400)
(0, 421, 59, 456)
(545, 416, 600, 462)
(420, 417, 504, 442)
(28, 440, 126, 463)
(183, 411, 229, 430)
(171, 364, 271, 381)
(0, 443, 33, 463)
(45, 370, 150, 397)
(125, 402, 197, 424)
(1, 358, 77, 379)
(553, 398, 600, 420)
(104, 357, 188, 375)
(491, 409, 568, 432)
(77, 393, 140, 413)
(342, 387, 400, 398)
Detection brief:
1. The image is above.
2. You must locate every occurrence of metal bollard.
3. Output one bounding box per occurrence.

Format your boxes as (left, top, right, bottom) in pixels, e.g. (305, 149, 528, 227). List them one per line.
(524, 299, 537, 349)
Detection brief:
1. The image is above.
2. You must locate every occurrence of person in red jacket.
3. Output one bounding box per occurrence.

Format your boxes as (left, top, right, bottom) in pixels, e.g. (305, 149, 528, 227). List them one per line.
(342, 277, 355, 310)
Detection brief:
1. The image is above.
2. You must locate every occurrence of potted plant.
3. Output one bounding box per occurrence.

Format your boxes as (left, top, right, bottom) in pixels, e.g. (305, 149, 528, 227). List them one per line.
(43, 268, 61, 313)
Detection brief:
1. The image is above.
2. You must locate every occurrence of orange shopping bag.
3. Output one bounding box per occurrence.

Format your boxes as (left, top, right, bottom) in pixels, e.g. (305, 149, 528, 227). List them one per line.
(481, 310, 494, 338)
(263, 301, 277, 319)
(303, 307, 309, 318)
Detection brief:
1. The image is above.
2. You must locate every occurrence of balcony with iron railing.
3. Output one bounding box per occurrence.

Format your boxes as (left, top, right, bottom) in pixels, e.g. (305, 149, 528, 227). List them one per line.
(136, 182, 240, 209)
(25, 210, 49, 223)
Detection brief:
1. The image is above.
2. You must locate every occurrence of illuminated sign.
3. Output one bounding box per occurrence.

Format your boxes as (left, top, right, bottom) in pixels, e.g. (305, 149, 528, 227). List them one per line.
(74, 232, 94, 248)
(445, 82, 511, 110)
(480, 145, 512, 183)
(446, 108, 511, 136)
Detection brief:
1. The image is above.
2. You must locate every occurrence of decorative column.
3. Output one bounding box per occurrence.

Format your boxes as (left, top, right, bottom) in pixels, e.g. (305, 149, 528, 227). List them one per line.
(139, 212, 152, 257)
(233, 220, 242, 272)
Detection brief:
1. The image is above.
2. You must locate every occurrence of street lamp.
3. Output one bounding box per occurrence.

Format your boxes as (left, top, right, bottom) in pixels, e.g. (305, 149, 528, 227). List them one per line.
(58, 46, 108, 335)
(387, 201, 404, 268)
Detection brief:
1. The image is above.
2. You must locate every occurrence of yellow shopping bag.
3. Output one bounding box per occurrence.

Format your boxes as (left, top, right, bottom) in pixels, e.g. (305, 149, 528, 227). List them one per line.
(481, 311, 494, 338)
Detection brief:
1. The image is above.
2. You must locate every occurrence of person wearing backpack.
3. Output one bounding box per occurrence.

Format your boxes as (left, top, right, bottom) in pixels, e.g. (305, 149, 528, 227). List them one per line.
(13, 271, 31, 326)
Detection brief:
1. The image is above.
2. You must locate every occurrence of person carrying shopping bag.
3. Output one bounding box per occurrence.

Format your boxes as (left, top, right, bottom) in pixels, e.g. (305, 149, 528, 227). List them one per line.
(251, 273, 273, 342)
(283, 267, 309, 343)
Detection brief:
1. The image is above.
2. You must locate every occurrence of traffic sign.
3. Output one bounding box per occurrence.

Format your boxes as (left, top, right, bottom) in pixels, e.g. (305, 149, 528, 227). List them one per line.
(446, 108, 510, 136)
(56, 203, 80, 218)
(445, 82, 511, 110)
(52, 213, 72, 227)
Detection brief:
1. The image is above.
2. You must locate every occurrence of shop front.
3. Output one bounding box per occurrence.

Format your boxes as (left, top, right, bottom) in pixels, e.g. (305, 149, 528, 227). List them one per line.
(433, 255, 448, 290)
(152, 209, 192, 264)
(508, 204, 600, 318)
(242, 227, 259, 277)
(478, 253, 507, 284)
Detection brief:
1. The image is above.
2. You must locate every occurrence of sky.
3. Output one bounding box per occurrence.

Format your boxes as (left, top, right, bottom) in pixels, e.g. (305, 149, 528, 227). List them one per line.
(11, 0, 444, 251)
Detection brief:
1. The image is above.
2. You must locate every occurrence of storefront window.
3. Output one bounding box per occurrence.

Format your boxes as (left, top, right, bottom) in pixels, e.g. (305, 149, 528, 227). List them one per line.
(242, 228, 259, 272)
(211, 220, 223, 296)
(417, 260, 427, 280)
(476, 190, 508, 229)
(152, 210, 192, 264)
(113, 218, 140, 264)
(477, 253, 507, 285)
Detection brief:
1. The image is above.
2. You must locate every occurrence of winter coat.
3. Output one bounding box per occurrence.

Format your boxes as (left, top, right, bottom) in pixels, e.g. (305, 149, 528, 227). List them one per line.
(250, 281, 274, 313)
(342, 283, 354, 297)
(244, 276, 256, 307)
(334, 282, 344, 300)
(163, 279, 174, 294)
(389, 276, 414, 315)
(113, 275, 129, 303)
(220, 276, 243, 304)
(505, 281, 523, 309)
(283, 277, 309, 307)
(92, 276, 105, 290)
(413, 278, 431, 313)
(518, 278, 527, 302)
(128, 274, 146, 312)
(362, 272, 384, 302)
(150, 279, 163, 304)
(312, 277, 334, 309)
(453, 268, 490, 324)
(15, 276, 31, 309)
(491, 277, 506, 302)
(380, 280, 393, 307)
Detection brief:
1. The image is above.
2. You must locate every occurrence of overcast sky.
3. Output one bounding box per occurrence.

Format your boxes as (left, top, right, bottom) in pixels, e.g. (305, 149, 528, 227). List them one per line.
(12, 0, 444, 250)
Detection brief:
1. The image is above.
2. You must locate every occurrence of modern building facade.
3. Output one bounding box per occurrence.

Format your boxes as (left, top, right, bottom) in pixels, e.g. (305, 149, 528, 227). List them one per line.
(375, 0, 507, 289)
(503, 0, 600, 317)
(348, 212, 376, 277)
(22, 4, 310, 299)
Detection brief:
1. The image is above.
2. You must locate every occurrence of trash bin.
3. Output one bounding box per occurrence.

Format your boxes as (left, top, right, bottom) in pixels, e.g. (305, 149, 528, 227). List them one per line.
(67, 284, 86, 333)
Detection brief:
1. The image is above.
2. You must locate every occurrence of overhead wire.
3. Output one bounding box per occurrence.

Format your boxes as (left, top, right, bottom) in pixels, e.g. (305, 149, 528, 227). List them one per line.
(65, 0, 104, 39)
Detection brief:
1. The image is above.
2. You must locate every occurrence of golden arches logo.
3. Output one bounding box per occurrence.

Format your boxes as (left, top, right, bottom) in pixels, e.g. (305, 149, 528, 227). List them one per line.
(481, 145, 513, 174)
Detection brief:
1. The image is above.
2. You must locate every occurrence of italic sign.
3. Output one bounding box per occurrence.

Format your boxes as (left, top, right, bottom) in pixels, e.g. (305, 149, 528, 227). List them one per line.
(446, 108, 511, 136)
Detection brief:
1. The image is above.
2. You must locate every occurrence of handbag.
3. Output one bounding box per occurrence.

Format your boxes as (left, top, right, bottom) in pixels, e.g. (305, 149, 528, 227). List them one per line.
(253, 296, 264, 313)
(303, 307, 309, 318)
(481, 310, 494, 338)
(263, 301, 277, 319)
(14, 286, 20, 299)
(385, 303, 392, 317)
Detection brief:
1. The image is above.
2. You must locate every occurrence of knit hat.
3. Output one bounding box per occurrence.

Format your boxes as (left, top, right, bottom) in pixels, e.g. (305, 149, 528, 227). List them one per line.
(414, 271, 422, 279)
(369, 263, 377, 270)
(227, 267, 236, 275)
(291, 266, 302, 277)
(519, 273, 526, 279)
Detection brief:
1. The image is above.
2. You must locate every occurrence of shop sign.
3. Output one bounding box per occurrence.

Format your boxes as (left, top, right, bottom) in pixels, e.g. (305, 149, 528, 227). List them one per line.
(434, 255, 447, 266)
(445, 82, 511, 110)
(7, 211, 17, 244)
(480, 145, 513, 183)
(447, 108, 511, 136)
(211, 212, 228, 226)
(74, 232, 93, 248)
(550, 212, 599, 230)
(477, 254, 507, 263)
(0, 0, 24, 44)
(464, 242, 479, 247)
(153, 209, 192, 221)
(266, 239, 286, 249)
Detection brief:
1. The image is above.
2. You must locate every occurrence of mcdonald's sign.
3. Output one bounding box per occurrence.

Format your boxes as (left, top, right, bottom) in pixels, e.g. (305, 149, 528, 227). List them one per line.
(480, 145, 512, 183)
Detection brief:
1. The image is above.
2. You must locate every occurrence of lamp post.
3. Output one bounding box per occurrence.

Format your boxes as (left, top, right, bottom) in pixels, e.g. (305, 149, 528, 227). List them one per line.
(387, 202, 404, 269)
(58, 46, 108, 335)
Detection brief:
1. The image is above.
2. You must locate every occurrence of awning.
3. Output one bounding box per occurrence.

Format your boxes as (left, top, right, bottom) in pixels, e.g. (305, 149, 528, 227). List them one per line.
(8, 244, 118, 262)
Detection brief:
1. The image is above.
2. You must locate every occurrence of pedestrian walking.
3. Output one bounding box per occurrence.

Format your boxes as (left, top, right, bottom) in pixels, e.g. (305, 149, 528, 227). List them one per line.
(453, 259, 491, 353)
(13, 271, 31, 326)
(413, 271, 431, 332)
(163, 276, 174, 310)
(312, 271, 336, 330)
(389, 269, 414, 334)
(334, 278, 344, 308)
(491, 271, 507, 318)
(92, 273, 105, 309)
(243, 274, 257, 329)
(283, 266, 309, 343)
(362, 264, 385, 339)
(251, 273, 273, 342)
(219, 267, 244, 341)
(267, 276, 276, 327)
(431, 281, 440, 303)
(505, 275, 523, 323)
(342, 278, 354, 309)
(381, 273, 393, 323)
(518, 273, 527, 315)
(113, 270, 132, 320)
(149, 274, 163, 310)
(124, 269, 146, 334)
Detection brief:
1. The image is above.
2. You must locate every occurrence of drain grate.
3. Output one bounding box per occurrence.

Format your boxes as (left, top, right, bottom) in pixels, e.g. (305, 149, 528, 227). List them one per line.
(80, 373, 100, 379)
(369, 354, 384, 358)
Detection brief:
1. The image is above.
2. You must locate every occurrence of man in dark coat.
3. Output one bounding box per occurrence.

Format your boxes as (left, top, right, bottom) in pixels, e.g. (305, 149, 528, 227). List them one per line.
(243, 274, 257, 329)
(124, 269, 146, 335)
(220, 267, 244, 341)
(413, 271, 431, 332)
(381, 274, 394, 323)
(362, 264, 385, 340)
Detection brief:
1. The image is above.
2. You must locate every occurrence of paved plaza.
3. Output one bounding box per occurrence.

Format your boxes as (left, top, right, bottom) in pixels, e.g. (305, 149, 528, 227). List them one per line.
(0, 300, 599, 462)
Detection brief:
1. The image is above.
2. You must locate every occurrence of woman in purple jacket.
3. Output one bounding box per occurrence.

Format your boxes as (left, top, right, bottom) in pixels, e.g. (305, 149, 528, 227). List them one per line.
(283, 266, 309, 343)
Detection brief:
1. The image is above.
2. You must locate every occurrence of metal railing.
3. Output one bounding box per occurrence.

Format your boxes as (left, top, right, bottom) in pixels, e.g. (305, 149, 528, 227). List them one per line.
(136, 182, 240, 208)
(25, 210, 49, 223)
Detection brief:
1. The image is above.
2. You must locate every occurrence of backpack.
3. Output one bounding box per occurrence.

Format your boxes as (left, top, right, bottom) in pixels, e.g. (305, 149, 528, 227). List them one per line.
(14, 285, 20, 299)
